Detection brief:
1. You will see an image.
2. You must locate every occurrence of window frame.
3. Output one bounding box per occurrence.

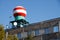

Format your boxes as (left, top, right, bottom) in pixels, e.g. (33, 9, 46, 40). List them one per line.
(17, 33, 21, 39)
(35, 29, 40, 36)
(53, 26, 59, 32)
(45, 27, 50, 34)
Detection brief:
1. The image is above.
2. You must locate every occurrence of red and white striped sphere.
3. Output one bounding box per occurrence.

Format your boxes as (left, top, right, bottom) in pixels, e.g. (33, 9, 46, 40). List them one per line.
(13, 6, 27, 17)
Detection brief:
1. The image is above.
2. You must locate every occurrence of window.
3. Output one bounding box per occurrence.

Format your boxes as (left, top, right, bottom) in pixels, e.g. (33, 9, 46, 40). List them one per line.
(53, 26, 59, 32)
(17, 33, 21, 39)
(39, 29, 44, 35)
(27, 31, 35, 36)
(45, 28, 50, 34)
(21, 32, 27, 38)
(35, 29, 39, 36)
(27, 31, 32, 35)
(9, 23, 12, 28)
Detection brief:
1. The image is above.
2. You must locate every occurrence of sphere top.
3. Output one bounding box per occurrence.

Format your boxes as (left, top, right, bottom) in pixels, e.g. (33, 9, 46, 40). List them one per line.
(13, 6, 26, 10)
(15, 6, 24, 8)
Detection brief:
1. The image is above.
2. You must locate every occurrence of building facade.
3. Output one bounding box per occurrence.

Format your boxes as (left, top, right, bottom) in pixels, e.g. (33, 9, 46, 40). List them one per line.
(6, 17, 60, 40)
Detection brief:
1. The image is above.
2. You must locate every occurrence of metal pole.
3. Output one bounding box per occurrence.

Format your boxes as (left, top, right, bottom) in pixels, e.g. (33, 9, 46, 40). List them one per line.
(22, 27, 24, 40)
(6, 32, 8, 40)
(5, 25, 8, 40)
(20, 24, 24, 40)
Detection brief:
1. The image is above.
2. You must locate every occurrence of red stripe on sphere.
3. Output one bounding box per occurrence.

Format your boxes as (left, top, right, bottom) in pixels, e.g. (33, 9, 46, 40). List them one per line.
(13, 13, 26, 17)
(13, 8, 26, 11)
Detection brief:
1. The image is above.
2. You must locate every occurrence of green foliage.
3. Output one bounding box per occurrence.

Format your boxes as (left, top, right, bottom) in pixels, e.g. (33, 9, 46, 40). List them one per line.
(0, 25, 5, 40)
(6, 35, 13, 40)
(13, 35, 18, 40)
(0, 24, 18, 40)
(6, 35, 18, 40)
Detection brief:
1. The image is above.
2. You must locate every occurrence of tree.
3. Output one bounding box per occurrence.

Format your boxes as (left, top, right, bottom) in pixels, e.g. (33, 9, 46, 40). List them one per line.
(6, 35, 13, 40)
(6, 35, 18, 40)
(0, 25, 5, 40)
(13, 35, 18, 40)
(0, 24, 18, 40)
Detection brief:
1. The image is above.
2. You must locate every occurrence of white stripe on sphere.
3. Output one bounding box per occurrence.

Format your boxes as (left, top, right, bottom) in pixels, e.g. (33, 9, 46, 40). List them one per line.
(14, 9, 27, 14)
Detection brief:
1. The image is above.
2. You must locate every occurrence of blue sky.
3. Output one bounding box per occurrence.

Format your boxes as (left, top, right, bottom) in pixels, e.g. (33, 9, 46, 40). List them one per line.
(0, 0, 60, 28)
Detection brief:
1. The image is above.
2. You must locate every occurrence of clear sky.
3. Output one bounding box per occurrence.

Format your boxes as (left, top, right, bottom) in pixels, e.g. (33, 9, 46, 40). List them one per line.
(0, 0, 60, 28)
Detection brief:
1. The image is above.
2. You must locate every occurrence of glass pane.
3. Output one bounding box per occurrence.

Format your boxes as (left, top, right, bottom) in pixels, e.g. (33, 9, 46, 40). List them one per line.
(17, 33, 21, 39)
(53, 26, 58, 32)
(45, 28, 49, 34)
(27, 31, 31, 35)
(35, 29, 39, 36)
